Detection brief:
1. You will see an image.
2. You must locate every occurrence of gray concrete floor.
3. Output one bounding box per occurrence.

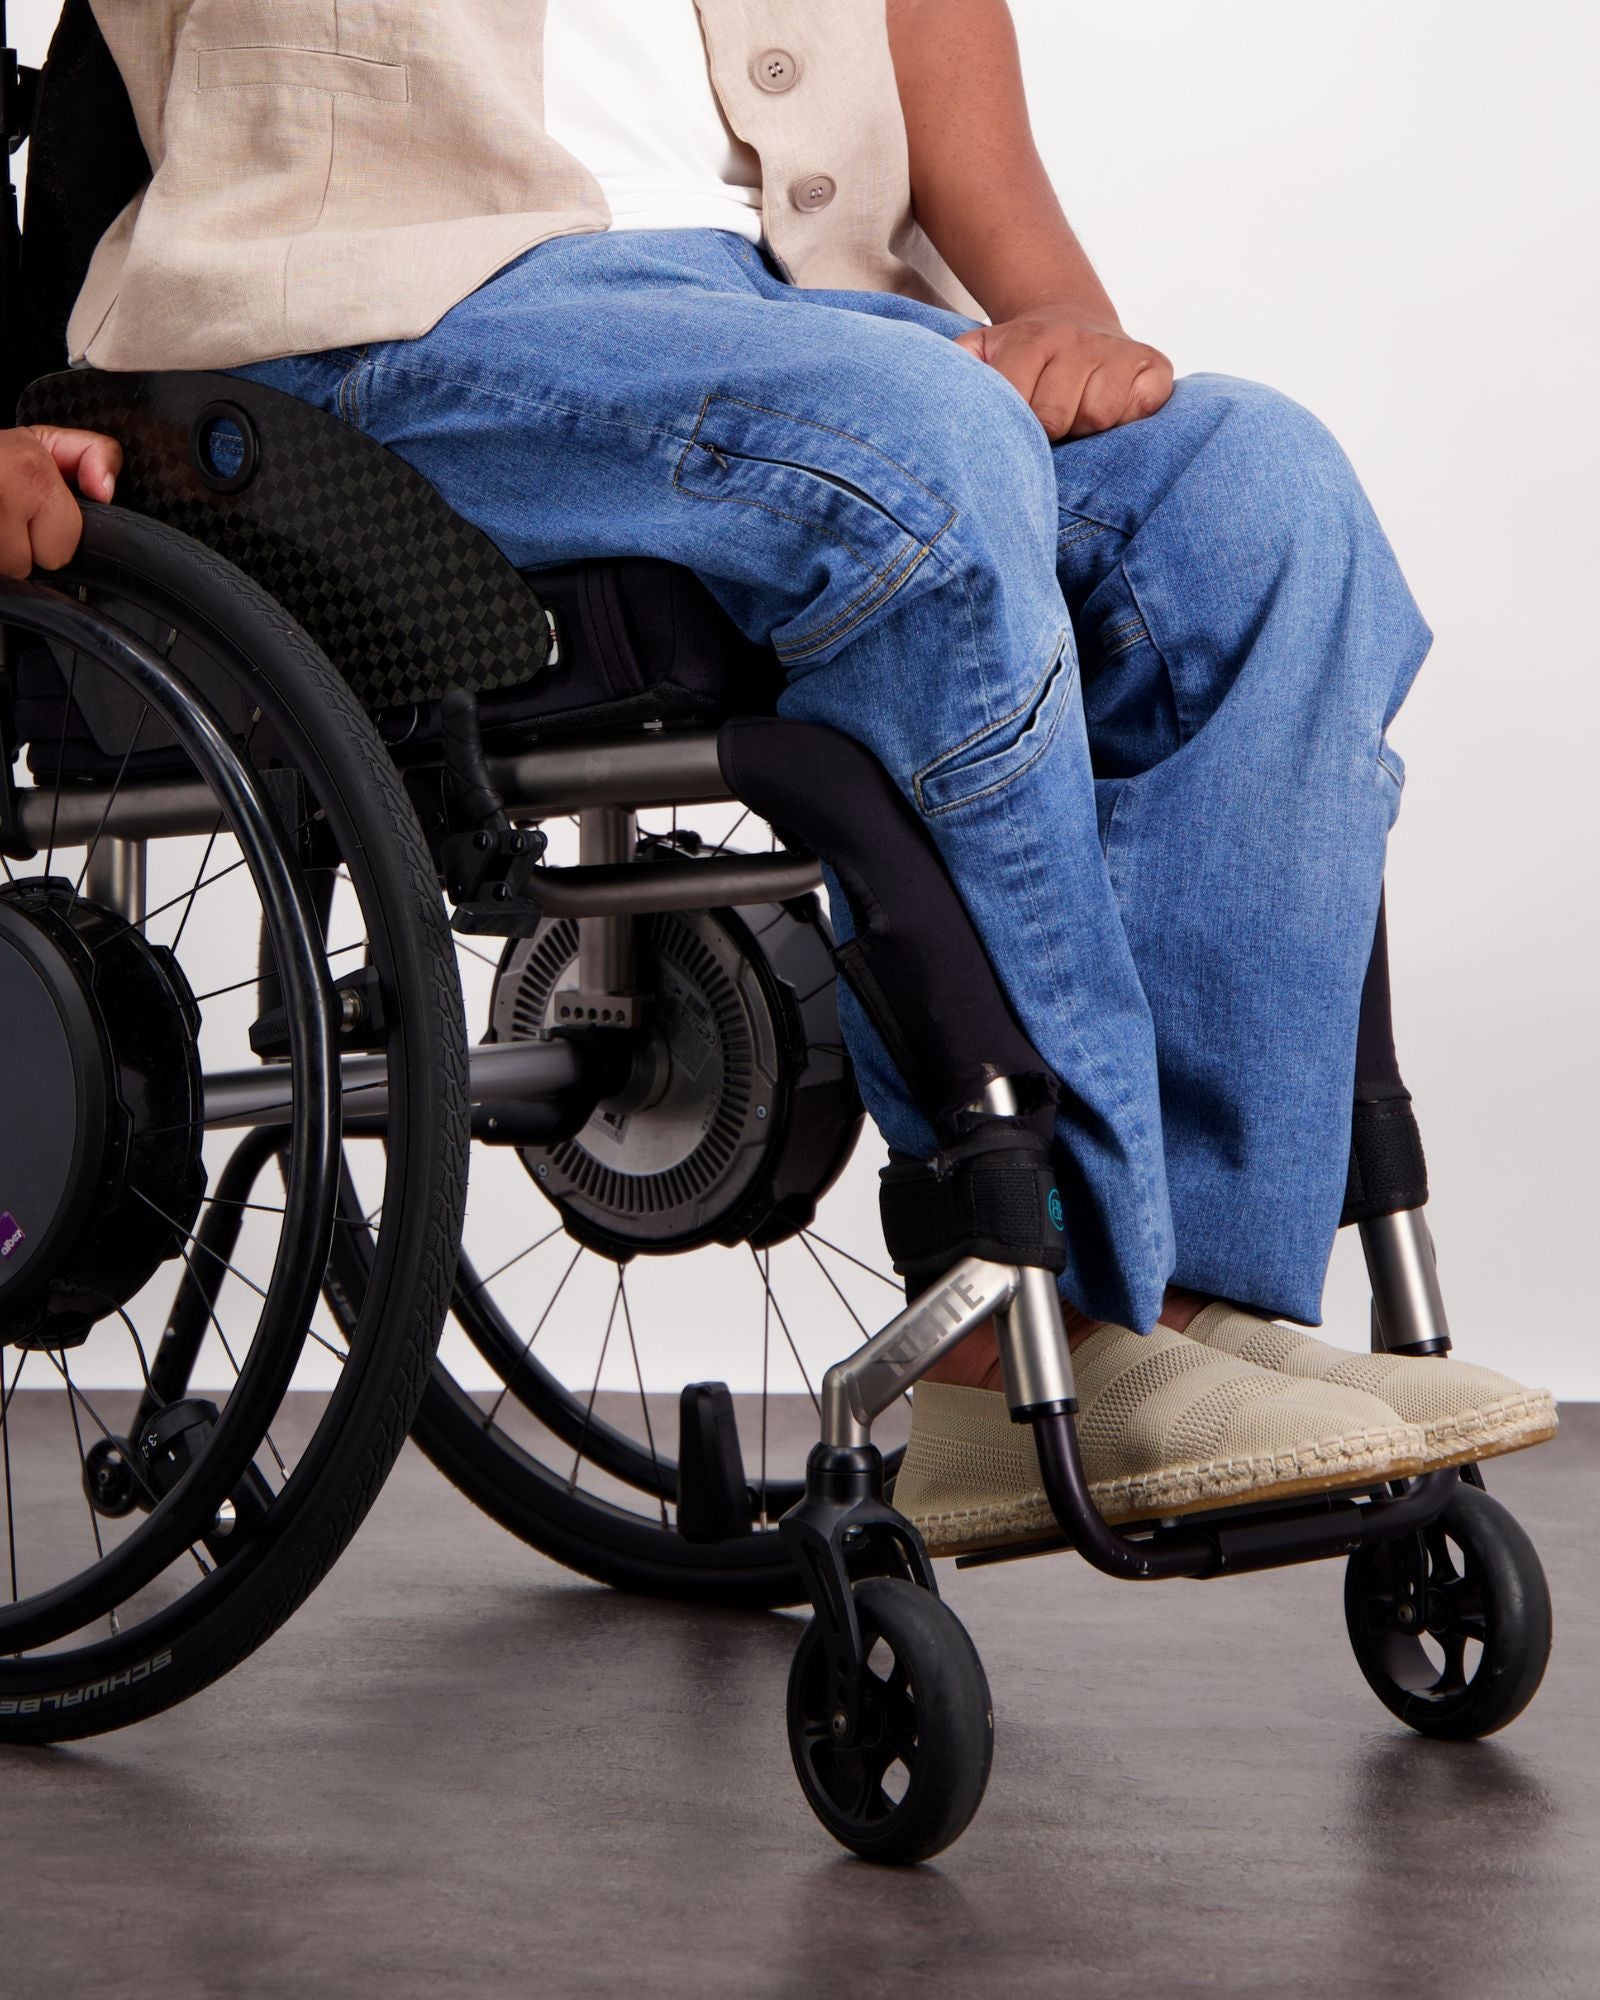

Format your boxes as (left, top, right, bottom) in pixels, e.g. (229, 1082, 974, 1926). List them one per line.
(1, 1400, 1596, 2000)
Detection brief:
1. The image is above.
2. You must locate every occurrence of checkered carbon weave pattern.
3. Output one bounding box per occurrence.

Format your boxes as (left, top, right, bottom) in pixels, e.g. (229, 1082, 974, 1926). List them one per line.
(19, 369, 551, 711)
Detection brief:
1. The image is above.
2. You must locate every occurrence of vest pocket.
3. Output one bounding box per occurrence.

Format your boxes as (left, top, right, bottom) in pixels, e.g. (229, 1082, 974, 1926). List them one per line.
(914, 632, 1076, 816)
(197, 45, 410, 102)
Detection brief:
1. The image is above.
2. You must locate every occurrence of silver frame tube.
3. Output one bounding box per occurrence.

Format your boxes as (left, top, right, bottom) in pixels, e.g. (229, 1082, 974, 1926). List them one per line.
(14, 728, 733, 848)
(84, 837, 147, 924)
(1361, 1208, 1453, 1352)
(821, 1257, 1022, 1449)
(13, 731, 822, 912)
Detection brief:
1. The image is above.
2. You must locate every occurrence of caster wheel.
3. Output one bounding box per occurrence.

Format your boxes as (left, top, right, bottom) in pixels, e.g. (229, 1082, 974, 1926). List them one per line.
(787, 1577, 993, 1864)
(1344, 1481, 1553, 1739)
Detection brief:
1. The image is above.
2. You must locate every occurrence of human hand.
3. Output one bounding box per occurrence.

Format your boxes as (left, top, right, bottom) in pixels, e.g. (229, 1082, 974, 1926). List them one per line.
(0, 425, 123, 579)
(955, 310, 1173, 442)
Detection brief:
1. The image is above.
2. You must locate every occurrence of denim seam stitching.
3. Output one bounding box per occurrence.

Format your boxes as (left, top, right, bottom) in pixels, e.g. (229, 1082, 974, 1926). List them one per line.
(909, 626, 1070, 803)
(913, 630, 1075, 817)
(673, 390, 919, 594)
(775, 542, 937, 663)
(1117, 558, 1192, 739)
(670, 392, 960, 662)
(697, 394, 960, 524)
(366, 360, 692, 450)
(1100, 624, 1149, 660)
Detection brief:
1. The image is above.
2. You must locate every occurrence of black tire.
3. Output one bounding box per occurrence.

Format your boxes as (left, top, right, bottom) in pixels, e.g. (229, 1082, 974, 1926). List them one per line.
(0, 507, 467, 1740)
(787, 1577, 994, 1864)
(1344, 1481, 1553, 1740)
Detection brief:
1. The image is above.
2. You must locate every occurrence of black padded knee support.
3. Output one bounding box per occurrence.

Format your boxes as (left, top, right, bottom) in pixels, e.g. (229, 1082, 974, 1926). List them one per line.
(716, 715, 1057, 1142)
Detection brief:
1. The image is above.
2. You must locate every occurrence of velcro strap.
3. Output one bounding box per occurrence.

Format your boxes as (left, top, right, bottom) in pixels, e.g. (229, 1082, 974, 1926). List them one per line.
(1341, 1095, 1429, 1225)
(880, 1130, 1065, 1278)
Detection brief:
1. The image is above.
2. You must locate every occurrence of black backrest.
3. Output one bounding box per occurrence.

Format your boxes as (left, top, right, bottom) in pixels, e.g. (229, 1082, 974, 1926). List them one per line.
(15, 0, 148, 397)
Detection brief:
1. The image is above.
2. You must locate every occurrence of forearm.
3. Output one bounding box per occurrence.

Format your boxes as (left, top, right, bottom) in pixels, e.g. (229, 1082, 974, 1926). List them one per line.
(886, 0, 1119, 327)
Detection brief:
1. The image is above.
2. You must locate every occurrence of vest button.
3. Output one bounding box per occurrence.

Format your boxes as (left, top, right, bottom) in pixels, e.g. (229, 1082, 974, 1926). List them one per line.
(790, 173, 837, 213)
(752, 49, 800, 92)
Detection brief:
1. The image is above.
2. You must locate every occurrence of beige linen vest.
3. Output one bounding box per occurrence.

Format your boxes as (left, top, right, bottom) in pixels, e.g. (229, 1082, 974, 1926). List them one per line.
(72, 0, 972, 371)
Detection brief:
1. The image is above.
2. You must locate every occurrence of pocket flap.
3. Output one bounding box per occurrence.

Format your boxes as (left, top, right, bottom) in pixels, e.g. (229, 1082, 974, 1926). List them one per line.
(197, 45, 410, 102)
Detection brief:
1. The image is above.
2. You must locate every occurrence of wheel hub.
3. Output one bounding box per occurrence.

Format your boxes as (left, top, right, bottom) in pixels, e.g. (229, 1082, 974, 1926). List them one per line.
(0, 881, 206, 1347)
(490, 897, 861, 1257)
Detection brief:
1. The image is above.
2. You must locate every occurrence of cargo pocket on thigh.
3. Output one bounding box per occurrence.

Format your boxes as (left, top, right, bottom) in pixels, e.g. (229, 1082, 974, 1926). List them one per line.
(672, 395, 957, 665)
(913, 631, 1075, 816)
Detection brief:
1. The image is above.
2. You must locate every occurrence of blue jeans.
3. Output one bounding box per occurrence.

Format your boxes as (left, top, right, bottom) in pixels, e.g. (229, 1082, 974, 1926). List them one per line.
(238, 228, 1430, 1332)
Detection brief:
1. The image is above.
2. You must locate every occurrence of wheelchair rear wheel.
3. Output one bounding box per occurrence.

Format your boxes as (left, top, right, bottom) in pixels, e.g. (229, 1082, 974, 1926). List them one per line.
(324, 860, 906, 1608)
(0, 510, 467, 1740)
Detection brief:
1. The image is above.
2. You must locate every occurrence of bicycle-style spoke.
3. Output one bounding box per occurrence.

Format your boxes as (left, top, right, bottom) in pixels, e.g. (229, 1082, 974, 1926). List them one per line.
(798, 1235, 912, 1410)
(569, 1274, 623, 1493)
(481, 1245, 585, 1433)
(196, 1193, 377, 1232)
(749, 1245, 820, 1413)
(56, 1351, 115, 1633)
(71, 707, 150, 903)
(802, 1230, 902, 1291)
(188, 936, 367, 1007)
(40, 652, 80, 882)
(706, 808, 750, 858)
(136, 1191, 268, 1300)
(798, 1234, 874, 1340)
(168, 1243, 289, 1478)
(463, 1223, 566, 1297)
(615, 1270, 667, 1527)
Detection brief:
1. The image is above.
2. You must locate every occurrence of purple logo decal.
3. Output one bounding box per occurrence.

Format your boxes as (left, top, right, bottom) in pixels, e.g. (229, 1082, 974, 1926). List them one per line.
(0, 1212, 24, 1260)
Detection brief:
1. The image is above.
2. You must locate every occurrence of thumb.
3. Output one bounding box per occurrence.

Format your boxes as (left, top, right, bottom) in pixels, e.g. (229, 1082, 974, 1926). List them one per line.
(29, 426, 122, 503)
(953, 327, 990, 361)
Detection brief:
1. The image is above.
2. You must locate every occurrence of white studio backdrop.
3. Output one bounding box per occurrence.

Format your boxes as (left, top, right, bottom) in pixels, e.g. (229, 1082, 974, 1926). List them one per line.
(11, 1, 1596, 1396)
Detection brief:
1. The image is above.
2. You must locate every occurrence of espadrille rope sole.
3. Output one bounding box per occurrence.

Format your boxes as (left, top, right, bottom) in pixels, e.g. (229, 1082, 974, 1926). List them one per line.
(1179, 1303, 1559, 1469)
(894, 1324, 1433, 1558)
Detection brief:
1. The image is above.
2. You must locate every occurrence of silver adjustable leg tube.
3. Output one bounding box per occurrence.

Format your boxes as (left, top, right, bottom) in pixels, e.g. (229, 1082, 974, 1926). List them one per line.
(994, 1264, 1078, 1419)
(1361, 1208, 1453, 1356)
(84, 837, 147, 924)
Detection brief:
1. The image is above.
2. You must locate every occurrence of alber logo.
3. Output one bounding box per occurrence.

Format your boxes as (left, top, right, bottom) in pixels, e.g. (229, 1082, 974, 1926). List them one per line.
(0, 1212, 24, 1261)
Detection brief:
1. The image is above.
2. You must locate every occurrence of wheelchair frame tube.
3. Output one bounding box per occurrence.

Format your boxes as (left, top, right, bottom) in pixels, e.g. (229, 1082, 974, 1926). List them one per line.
(203, 1035, 583, 1131)
(1361, 1207, 1453, 1356)
(10, 730, 823, 910)
(820, 1256, 1022, 1449)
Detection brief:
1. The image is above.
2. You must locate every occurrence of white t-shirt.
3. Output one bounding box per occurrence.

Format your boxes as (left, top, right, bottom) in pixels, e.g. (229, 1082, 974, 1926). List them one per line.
(542, 0, 765, 243)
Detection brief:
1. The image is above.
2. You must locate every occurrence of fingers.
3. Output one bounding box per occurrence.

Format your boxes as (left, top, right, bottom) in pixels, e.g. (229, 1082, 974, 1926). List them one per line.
(1030, 354, 1094, 441)
(0, 428, 89, 576)
(24, 467, 86, 571)
(960, 324, 1057, 428)
(30, 425, 122, 502)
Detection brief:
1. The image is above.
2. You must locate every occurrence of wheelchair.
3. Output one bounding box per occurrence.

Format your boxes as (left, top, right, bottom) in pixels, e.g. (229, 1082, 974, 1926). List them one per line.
(0, 1, 1553, 1864)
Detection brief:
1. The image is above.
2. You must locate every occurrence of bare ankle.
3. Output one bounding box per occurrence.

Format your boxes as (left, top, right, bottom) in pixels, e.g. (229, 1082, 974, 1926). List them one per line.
(1158, 1286, 1214, 1334)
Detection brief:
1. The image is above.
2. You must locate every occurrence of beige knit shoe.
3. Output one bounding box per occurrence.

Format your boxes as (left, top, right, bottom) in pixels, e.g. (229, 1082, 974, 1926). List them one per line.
(893, 1322, 1430, 1557)
(1179, 1302, 1558, 1469)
